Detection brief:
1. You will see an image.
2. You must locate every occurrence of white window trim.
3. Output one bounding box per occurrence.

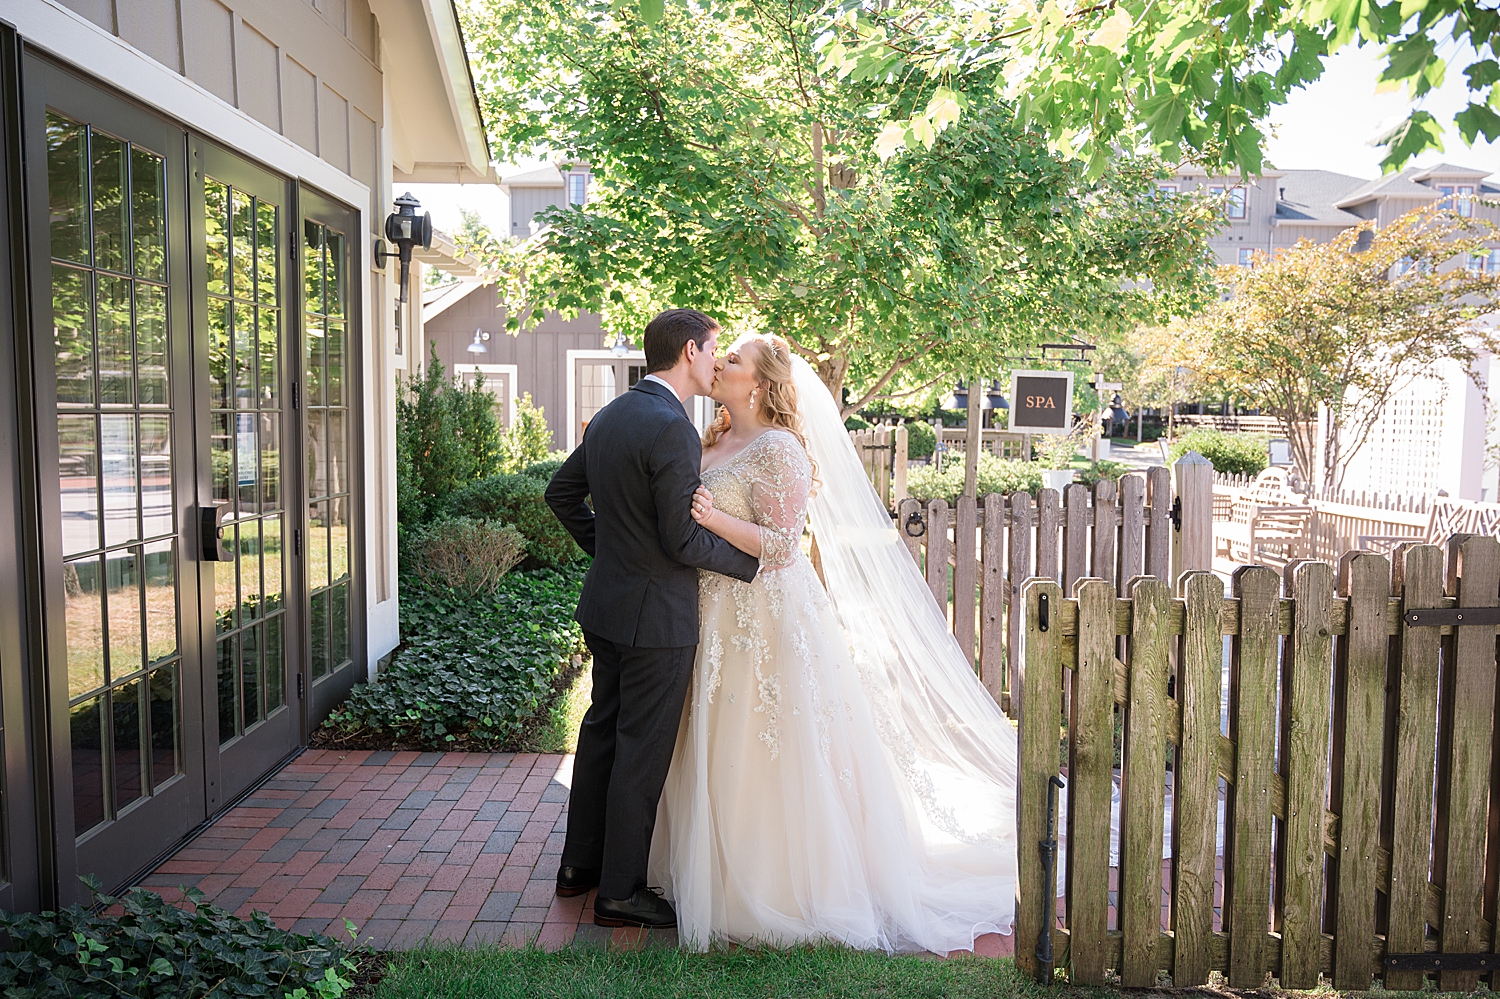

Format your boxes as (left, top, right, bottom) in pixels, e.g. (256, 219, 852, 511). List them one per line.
(566, 349, 647, 451)
(452, 363, 519, 425)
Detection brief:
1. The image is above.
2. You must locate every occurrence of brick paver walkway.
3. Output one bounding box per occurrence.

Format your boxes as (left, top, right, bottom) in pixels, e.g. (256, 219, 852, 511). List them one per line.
(141, 749, 1016, 956)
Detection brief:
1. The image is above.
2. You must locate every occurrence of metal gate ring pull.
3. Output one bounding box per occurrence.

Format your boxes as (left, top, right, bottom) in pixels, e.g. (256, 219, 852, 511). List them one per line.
(903, 510, 926, 538)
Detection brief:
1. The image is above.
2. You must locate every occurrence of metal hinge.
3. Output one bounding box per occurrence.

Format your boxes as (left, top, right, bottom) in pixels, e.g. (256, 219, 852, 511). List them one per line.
(1404, 607, 1500, 627)
(294, 528, 303, 556)
(1385, 953, 1497, 972)
(296, 673, 305, 700)
(1170, 495, 1183, 532)
(288, 229, 296, 262)
(291, 381, 299, 410)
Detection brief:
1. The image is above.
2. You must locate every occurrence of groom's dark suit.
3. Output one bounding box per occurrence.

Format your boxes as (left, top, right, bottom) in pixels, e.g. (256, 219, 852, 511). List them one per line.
(546, 377, 758, 900)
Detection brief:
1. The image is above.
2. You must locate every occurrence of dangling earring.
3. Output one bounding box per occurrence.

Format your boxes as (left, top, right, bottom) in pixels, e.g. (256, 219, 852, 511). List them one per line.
(750, 388, 760, 409)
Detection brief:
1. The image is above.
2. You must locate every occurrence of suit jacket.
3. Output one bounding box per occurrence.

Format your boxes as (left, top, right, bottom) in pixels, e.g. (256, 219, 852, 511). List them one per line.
(545, 378, 759, 648)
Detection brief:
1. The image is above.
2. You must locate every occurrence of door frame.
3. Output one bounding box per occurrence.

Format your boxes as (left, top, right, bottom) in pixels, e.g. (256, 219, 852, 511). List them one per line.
(298, 185, 366, 730)
(20, 51, 207, 904)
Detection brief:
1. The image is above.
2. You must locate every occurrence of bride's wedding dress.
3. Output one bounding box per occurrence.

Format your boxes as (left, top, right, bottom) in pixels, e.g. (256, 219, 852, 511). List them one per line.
(648, 359, 1021, 955)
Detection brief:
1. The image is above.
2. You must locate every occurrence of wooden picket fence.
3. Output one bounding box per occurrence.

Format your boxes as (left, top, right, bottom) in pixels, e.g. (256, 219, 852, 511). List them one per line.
(1015, 538, 1500, 991)
(848, 426, 908, 510)
(893, 467, 1188, 714)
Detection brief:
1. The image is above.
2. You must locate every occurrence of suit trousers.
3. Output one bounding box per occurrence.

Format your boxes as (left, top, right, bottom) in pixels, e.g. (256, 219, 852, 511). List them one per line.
(561, 631, 695, 900)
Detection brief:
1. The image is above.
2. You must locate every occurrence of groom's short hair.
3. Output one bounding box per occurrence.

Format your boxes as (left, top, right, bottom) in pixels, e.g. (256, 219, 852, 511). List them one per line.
(643, 309, 720, 372)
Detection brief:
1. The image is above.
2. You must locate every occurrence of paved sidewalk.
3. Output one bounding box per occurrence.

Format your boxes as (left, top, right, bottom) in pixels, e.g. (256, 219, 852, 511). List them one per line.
(140, 749, 1017, 956)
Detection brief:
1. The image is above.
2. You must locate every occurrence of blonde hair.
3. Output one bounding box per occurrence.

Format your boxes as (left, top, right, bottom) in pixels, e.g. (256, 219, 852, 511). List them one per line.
(702, 333, 818, 485)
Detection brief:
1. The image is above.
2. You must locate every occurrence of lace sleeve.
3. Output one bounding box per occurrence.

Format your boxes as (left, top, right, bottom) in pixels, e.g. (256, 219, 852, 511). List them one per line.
(747, 431, 812, 569)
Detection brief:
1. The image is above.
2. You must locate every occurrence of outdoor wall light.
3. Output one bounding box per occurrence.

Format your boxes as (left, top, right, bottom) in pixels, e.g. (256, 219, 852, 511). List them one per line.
(375, 192, 433, 303)
(467, 329, 490, 354)
(609, 331, 632, 357)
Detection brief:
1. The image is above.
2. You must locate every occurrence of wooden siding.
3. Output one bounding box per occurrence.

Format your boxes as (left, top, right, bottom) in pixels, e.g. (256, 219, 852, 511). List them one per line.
(423, 283, 609, 452)
(51, 0, 382, 201)
(510, 185, 565, 237)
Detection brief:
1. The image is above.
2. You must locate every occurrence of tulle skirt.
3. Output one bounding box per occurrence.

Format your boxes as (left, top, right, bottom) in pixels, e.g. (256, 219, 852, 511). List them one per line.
(647, 556, 1017, 954)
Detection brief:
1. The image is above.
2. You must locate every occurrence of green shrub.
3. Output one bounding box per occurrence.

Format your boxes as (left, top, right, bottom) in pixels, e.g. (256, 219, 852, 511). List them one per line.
(0, 879, 354, 999)
(499, 393, 554, 473)
(323, 567, 586, 749)
(1168, 428, 1268, 477)
(844, 415, 871, 431)
(444, 473, 585, 569)
(397, 348, 503, 524)
(1076, 460, 1131, 488)
(903, 421, 936, 460)
(905, 453, 1044, 503)
(407, 517, 527, 594)
(521, 455, 568, 480)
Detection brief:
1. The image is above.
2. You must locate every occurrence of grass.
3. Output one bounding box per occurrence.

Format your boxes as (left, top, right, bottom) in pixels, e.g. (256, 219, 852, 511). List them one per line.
(516, 661, 591, 754)
(366, 946, 1072, 999)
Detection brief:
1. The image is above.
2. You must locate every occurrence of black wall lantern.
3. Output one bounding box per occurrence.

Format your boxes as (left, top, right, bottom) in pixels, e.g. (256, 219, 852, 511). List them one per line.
(375, 191, 433, 303)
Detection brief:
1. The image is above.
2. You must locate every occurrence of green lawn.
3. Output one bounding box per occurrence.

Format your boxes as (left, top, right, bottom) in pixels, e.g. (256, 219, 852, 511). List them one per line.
(365, 947, 1076, 999)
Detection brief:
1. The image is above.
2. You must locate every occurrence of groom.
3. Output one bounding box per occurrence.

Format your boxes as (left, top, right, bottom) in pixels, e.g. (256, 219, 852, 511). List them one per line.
(544, 308, 759, 929)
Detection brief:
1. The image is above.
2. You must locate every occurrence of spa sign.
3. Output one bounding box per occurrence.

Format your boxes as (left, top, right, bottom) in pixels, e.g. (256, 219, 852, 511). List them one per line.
(1008, 370, 1074, 434)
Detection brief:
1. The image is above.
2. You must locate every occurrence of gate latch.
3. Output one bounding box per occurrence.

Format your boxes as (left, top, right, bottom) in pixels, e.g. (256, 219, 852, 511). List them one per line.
(199, 503, 232, 561)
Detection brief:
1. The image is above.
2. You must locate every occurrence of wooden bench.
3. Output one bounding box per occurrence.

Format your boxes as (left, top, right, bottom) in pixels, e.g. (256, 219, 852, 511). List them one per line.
(1358, 499, 1500, 553)
(1213, 468, 1314, 566)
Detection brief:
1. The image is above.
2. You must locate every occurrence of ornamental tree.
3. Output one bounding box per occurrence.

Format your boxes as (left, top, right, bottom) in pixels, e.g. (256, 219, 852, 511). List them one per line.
(816, 0, 1500, 175)
(1185, 205, 1500, 491)
(462, 0, 1219, 411)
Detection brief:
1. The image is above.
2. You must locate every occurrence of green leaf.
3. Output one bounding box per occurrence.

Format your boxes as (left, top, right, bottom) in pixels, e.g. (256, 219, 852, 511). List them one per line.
(1455, 101, 1500, 144)
(1376, 110, 1445, 171)
(639, 0, 664, 24)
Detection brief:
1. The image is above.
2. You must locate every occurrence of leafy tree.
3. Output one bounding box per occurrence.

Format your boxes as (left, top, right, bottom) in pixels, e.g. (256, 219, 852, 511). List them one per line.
(816, 0, 1500, 174)
(1186, 206, 1500, 491)
(462, 0, 1219, 412)
(397, 349, 503, 524)
(499, 393, 555, 473)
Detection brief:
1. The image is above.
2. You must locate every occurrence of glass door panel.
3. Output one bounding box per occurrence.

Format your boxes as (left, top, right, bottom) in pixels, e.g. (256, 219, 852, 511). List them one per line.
(46, 111, 184, 838)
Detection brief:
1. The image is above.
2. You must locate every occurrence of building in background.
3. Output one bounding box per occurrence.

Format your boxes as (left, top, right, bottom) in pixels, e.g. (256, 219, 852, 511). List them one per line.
(0, 0, 493, 910)
(1173, 162, 1500, 501)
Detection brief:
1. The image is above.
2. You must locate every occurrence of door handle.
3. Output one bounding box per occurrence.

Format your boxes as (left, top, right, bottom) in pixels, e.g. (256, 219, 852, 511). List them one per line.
(199, 503, 233, 561)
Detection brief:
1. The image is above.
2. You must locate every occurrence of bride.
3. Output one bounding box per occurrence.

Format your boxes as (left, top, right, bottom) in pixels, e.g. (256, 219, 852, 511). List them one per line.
(646, 332, 1021, 954)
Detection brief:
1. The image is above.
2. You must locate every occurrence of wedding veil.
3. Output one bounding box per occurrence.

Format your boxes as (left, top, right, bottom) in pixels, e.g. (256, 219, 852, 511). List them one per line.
(791, 357, 1020, 856)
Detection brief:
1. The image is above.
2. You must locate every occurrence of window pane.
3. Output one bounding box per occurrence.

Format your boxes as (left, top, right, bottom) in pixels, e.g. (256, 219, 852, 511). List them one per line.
(325, 230, 344, 317)
(236, 412, 258, 510)
(241, 623, 261, 728)
(111, 677, 145, 812)
(259, 307, 279, 407)
(71, 695, 105, 835)
(105, 548, 142, 680)
(303, 221, 324, 314)
(262, 516, 283, 612)
(241, 518, 262, 620)
(265, 615, 284, 711)
(208, 299, 229, 410)
(100, 415, 139, 547)
(139, 415, 172, 539)
(46, 113, 90, 264)
(96, 274, 133, 405)
(148, 662, 180, 790)
(91, 132, 128, 274)
(136, 282, 168, 406)
(215, 523, 238, 634)
(310, 588, 328, 679)
(309, 500, 330, 591)
(331, 498, 349, 585)
(131, 148, 166, 283)
(231, 191, 253, 300)
(65, 555, 105, 699)
(53, 264, 95, 407)
(234, 303, 255, 408)
(59, 415, 100, 556)
(330, 581, 348, 669)
(205, 180, 229, 297)
(260, 412, 281, 511)
(305, 318, 325, 408)
(217, 635, 238, 745)
(256, 200, 278, 306)
(327, 408, 348, 499)
(326, 321, 344, 407)
(143, 538, 176, 665)
(306, 410, 326, 499)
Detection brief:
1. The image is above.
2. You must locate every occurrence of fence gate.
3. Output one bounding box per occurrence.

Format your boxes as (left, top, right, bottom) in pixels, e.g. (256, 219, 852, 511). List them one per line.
(1015, 538, 1500, 991)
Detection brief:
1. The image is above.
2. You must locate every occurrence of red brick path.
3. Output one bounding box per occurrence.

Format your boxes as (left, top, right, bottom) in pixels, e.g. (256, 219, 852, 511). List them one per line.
(141, 749, 1017, 956)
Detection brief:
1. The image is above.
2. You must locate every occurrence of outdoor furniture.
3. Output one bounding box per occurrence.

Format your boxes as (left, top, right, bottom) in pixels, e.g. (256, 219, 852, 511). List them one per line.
(1359, 499, 1500, 553)
(1213, 467, 1315, 565)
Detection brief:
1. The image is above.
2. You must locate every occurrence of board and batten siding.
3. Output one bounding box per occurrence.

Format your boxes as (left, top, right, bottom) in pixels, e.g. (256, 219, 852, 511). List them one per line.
(424, 283, 609, 452)
(50, 0, 383, 228)
(510, 184, 565, 237)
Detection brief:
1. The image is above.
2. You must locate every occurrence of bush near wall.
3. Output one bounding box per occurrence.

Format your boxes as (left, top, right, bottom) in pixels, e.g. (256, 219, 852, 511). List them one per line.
(906, 454, 1044, 503)
(322, 566, 586, 750)
(444, 472, 587, 570)
(903, 421, 937, 460)
(1167, 428, 1269, 477)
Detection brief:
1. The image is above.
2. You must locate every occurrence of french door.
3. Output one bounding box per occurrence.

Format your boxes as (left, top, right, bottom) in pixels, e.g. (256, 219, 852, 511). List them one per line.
(25, 56, 360, 899)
